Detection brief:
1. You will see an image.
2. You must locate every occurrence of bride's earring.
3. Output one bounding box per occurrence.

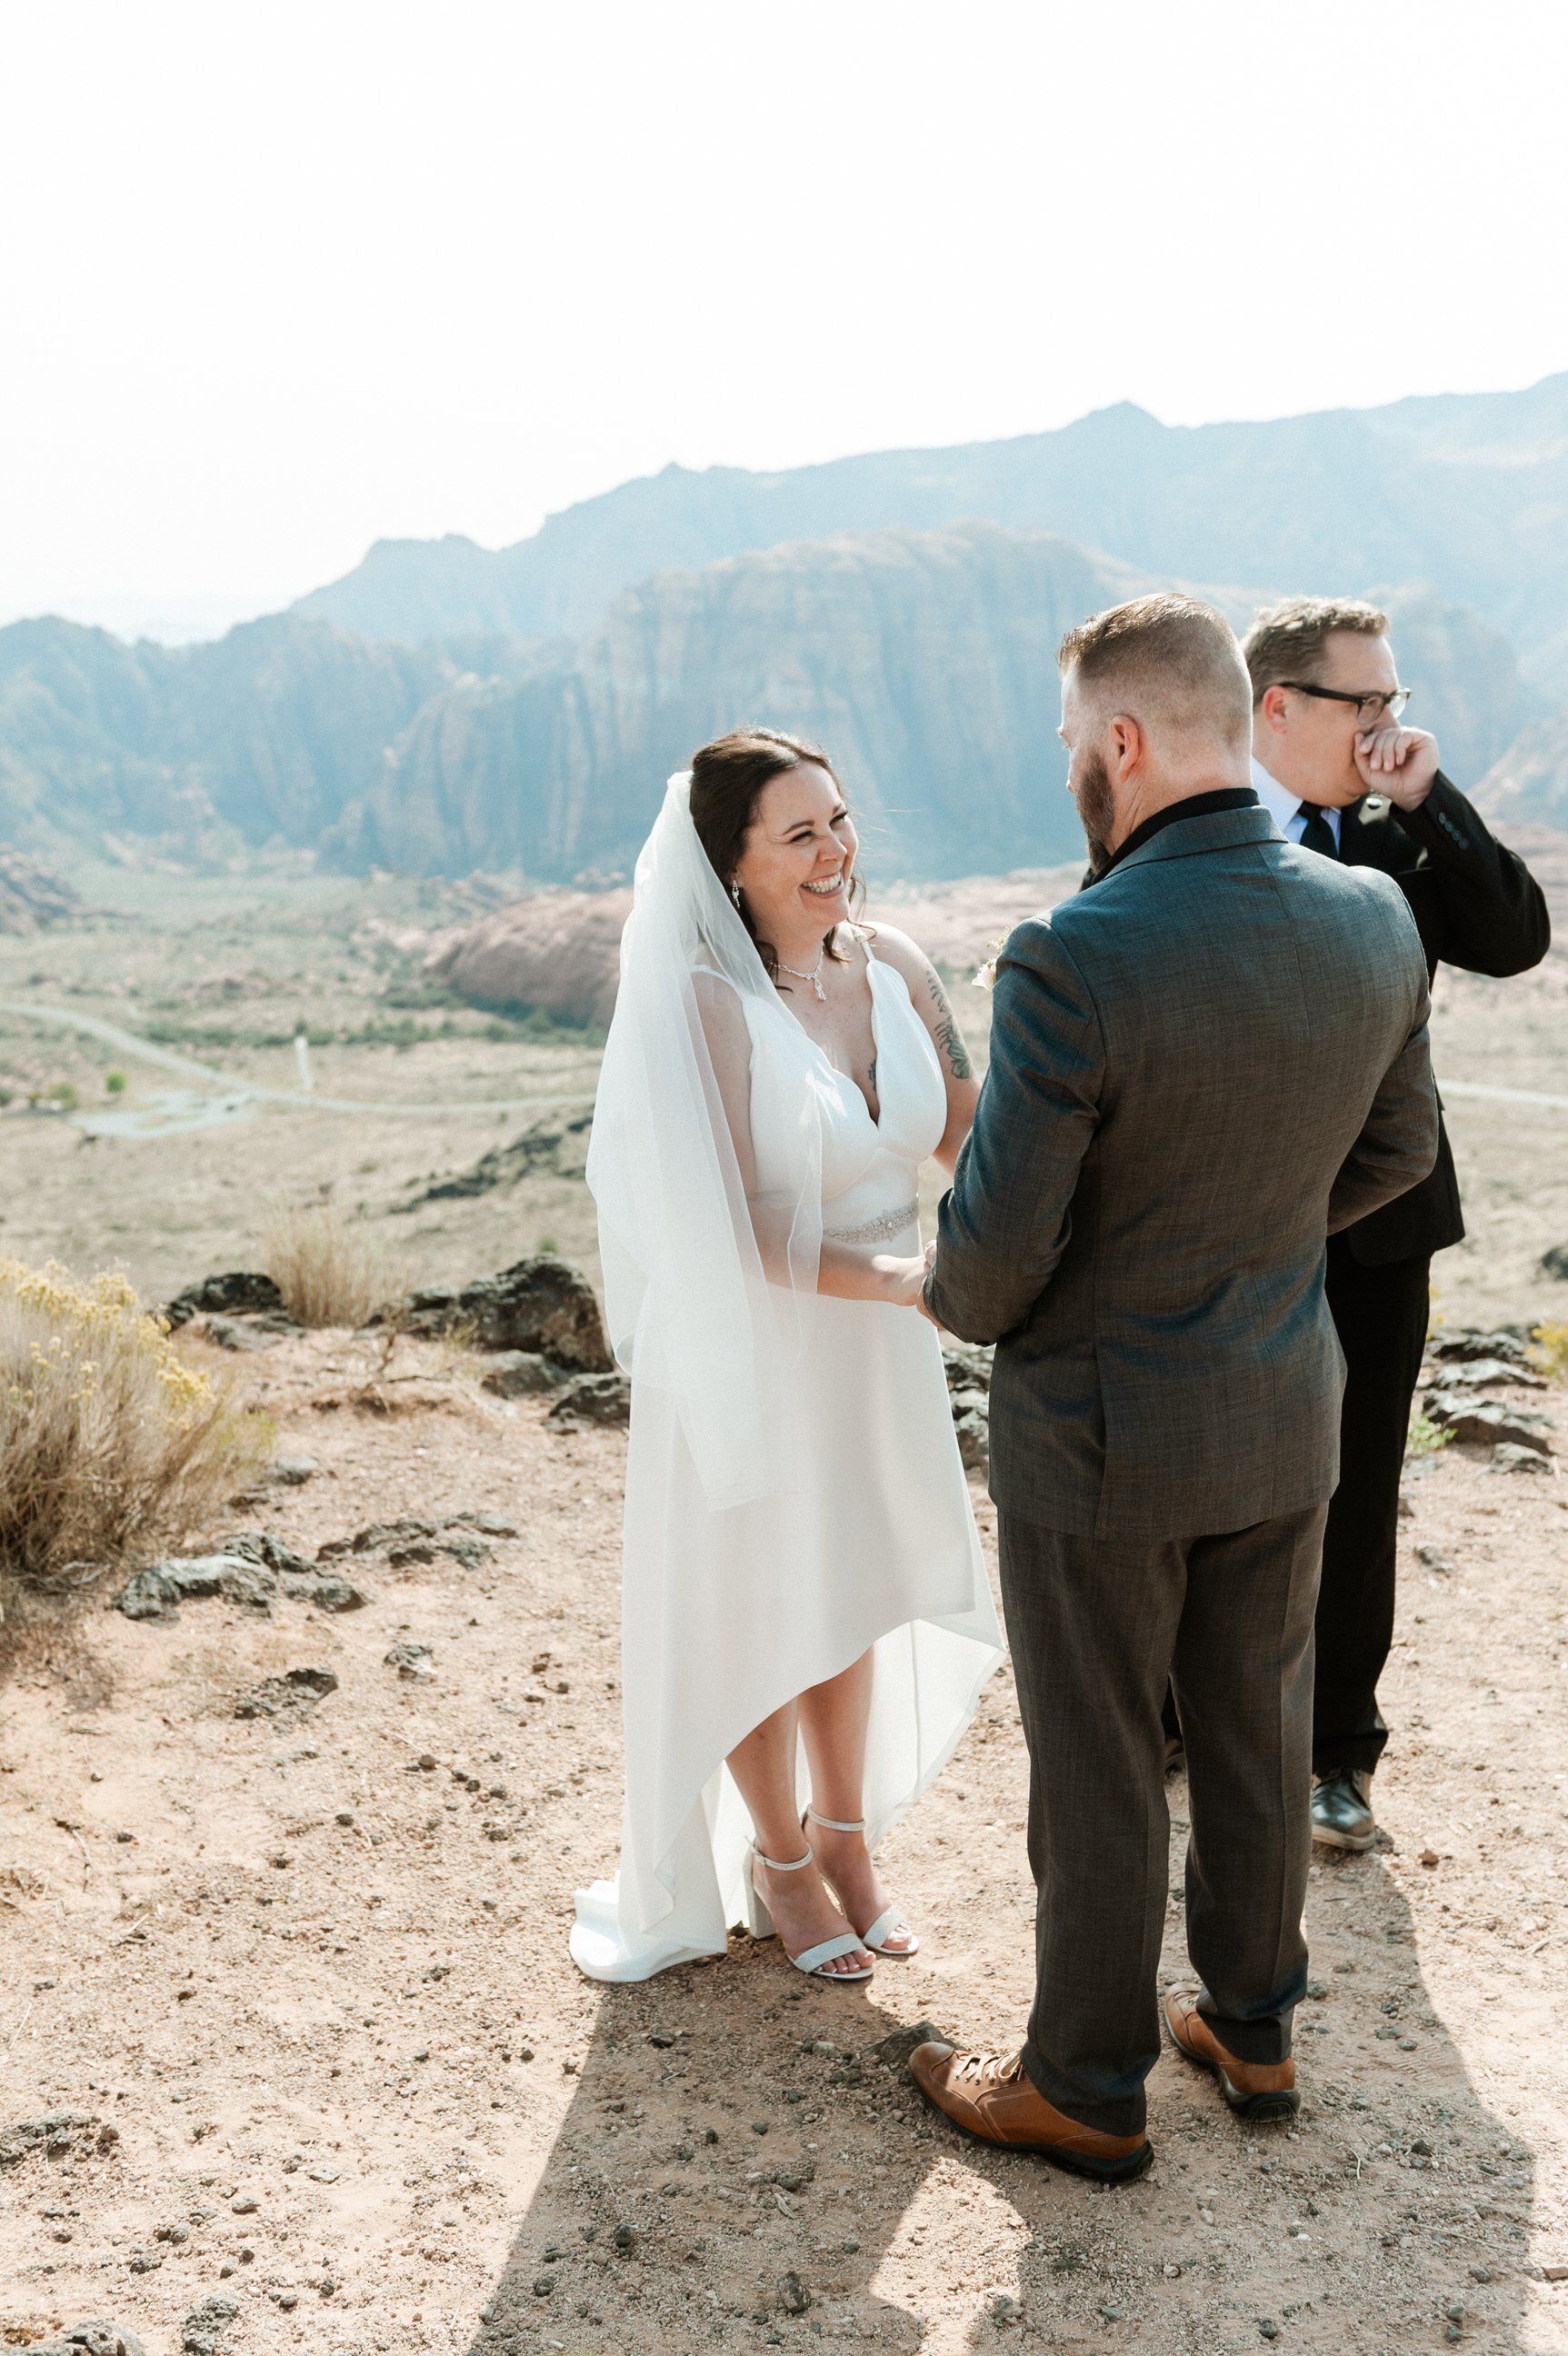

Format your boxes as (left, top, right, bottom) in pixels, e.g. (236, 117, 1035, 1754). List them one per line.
(730, 879, 743, 909)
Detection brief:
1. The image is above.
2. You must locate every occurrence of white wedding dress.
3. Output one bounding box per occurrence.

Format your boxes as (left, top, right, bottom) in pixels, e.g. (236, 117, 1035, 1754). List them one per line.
(572, 810, 1004, 1981)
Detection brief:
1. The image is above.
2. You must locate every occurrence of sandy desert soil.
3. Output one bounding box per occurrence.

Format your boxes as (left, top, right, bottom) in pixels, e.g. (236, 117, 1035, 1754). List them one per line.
(1, 1328, 1565, 2356)
(1, 863, 1565, 1334)
(3, 853, 1567, 2354)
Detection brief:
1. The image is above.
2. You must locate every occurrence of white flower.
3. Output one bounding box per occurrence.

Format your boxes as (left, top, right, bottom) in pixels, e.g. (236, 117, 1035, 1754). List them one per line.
(971, 934, 1007, 993)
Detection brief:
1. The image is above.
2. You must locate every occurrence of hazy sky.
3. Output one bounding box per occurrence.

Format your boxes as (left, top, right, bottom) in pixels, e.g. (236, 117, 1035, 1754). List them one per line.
(3, 0, 1565, 634)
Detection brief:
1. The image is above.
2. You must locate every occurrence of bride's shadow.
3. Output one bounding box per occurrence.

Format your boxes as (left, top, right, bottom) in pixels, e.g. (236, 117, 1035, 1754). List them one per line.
(464, 1937, 957, 2351)
(466, 1822, 1539, 2353)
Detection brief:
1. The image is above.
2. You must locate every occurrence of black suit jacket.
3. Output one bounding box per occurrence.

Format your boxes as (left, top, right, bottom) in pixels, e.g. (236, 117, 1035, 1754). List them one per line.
(1334, 772, 1550, 1264)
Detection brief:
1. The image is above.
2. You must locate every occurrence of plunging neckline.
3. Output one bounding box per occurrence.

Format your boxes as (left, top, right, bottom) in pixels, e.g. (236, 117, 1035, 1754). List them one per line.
(775, 933, 884, 1130)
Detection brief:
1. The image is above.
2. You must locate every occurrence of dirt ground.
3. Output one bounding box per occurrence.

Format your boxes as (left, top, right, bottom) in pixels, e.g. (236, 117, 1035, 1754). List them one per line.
(3, 857, 1567, 2354)
(1, 1326, 1565, 2356)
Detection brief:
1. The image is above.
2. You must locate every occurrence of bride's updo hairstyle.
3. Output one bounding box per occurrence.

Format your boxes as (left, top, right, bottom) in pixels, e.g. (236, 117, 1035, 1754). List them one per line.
(688, 726, 867, 985)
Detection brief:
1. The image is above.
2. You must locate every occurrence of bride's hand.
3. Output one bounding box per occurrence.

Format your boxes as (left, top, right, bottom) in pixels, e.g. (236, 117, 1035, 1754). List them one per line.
(875, 1253, 931, 1309)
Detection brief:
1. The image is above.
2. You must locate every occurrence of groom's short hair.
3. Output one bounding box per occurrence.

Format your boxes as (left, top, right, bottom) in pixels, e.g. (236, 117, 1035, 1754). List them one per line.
(1058, 594, 1252, 747)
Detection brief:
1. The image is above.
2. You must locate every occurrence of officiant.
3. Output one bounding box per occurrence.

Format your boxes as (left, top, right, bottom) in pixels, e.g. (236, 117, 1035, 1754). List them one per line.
(1239, 596, 1550, 1852)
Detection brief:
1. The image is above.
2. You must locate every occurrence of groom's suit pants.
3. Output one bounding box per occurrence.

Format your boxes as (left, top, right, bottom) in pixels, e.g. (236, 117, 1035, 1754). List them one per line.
(997, 1503, 1326, 2138)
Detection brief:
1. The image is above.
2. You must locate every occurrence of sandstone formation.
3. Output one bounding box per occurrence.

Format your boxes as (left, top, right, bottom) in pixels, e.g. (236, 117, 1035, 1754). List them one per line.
(1474, 707, 1568, 834)
(423, 865, 1088, 1028)
(424, 888, 631, 1025)
(0, 613, 449, 862)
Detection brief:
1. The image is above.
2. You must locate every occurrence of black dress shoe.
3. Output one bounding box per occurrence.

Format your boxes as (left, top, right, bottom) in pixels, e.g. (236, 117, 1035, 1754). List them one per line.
(1311, 1768, 1375, 1852)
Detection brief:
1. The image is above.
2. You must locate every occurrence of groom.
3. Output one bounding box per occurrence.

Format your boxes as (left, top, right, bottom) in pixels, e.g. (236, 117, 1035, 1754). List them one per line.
(914, 594, 1439, 2180)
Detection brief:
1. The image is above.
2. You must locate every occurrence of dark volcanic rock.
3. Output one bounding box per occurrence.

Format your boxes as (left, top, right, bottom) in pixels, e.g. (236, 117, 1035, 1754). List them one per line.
(404, 1254, 611, 1371)
(1543, 1245, 1568, 1283)
(385, 1641, 434, 1679)
(234, 1666, 339, 1722)
(224, 1529, 317, 1578)
(1423, 1393, 1553, 1453)
(115, 1555, 277, 1621)
(480, 1350, 571, 1399)
(317, 1512, 515, 1568)
(0, 2111, 115, 2170)
(1425, 1356, 1546, 1393)
(942, 1343, 994, 1394)
(946, 1372, 991, 1472)
(545, 1371, 631, 1427)
(164, 1272, 287, 1329)
(403, 1109, 594, 1206)
(1493, 1443, 1553, 1474)
(181, 2296, 238, 2356)
(32, 2324, 145, 2356)
(872, 2019, 944, 2068)
(1431, 1326, 1536, 1367)
(115, 1531, 367, 1621)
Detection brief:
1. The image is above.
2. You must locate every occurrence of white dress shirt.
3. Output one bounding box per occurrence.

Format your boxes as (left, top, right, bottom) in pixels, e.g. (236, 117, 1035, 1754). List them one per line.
(1252, 754, 1342, 850)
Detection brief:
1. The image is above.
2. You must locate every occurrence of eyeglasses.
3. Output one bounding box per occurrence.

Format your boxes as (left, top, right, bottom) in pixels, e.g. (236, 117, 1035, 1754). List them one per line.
(1275, 681, 1412, 724)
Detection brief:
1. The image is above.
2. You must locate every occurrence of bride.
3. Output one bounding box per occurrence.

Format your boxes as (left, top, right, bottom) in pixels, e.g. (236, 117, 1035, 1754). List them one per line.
(570, 729, 1004, 1983)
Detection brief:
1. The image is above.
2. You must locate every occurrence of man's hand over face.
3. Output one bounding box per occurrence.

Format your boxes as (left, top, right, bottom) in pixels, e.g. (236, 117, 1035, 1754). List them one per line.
(1354, 723, 1439, 809)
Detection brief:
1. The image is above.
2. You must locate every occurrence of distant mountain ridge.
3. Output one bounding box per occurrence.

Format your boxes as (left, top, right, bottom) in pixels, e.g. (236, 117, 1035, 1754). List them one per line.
(0, 532, 1546, 880)
(293, 375, 1568, 698)
(4, 372, 1568, 879)
(321, 530, 1542, 880)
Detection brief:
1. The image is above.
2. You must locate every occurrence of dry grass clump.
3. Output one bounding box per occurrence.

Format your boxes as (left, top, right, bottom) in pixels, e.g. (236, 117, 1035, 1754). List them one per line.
(260, 1202, 409, 1330)
(0, 1257, 264, 1622)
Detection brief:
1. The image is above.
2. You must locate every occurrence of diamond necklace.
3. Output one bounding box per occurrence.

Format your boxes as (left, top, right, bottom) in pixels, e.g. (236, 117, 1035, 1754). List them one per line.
(776, 943, 827, 1003)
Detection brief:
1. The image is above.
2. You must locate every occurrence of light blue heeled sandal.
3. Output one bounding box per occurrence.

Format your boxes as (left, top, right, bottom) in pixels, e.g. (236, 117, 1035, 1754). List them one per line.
(742, 1840, 874, 1982)
(804, 1807, 921, 1958)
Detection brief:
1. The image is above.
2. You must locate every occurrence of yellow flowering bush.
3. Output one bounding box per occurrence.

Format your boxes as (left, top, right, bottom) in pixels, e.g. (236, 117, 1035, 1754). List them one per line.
(1531, 1321, 1568, 1381)
(0, 1257, 263, 1610)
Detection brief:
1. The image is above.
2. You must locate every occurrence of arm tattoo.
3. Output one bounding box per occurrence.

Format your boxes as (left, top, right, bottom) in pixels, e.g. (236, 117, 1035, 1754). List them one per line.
(924, 963, 974, 1080)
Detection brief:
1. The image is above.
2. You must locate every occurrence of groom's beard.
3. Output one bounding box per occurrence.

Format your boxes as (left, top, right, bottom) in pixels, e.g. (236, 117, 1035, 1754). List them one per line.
(1074, 748, 1117, 875)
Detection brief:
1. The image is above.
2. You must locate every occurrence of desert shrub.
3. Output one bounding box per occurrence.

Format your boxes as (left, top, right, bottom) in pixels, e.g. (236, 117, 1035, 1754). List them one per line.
(0, 1258, 263, 1616)
(1405, 1409, 1452, 1458)
(105, 1068, 127, 1094)
(260, 1203, 408, 1329)
(1531, 1321, 1568, 1381)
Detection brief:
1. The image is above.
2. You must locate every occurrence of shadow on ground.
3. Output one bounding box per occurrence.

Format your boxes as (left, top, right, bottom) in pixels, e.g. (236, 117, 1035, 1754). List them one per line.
(465, 1804, 1535, 2354)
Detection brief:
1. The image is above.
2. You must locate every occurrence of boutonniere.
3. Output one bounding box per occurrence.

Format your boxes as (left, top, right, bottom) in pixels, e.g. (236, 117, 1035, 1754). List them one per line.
(972, 935, 1007, 993)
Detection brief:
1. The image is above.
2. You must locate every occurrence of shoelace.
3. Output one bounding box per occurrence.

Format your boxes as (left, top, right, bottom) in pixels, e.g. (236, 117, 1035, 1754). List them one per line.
(953, 2051, 1023, 2088)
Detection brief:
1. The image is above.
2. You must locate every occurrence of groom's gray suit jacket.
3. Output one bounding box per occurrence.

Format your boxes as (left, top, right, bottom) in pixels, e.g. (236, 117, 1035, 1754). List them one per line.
(927, 800, 1439, 1542)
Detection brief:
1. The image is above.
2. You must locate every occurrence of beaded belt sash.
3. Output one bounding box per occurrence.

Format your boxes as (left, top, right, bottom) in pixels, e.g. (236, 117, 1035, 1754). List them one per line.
(822, 1199, 919, 1246)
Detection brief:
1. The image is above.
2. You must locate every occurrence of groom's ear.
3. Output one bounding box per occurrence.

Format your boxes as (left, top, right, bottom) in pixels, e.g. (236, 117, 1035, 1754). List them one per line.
(1108, 714, 1144, 782)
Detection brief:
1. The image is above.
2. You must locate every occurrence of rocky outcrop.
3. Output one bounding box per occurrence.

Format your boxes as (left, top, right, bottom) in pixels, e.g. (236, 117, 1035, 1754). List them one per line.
(424, 892, 630, 1025)
(402, 1254, 612, 1372)
(1374, 587, 1540, 788)
(325, 524, 1164, 879)
(0, 613, 450, 863)
(163, 1271, 288, 1326)
(421, 864, 1088, 1029)
(1474, 706, 1568, 834)
(400, 1107, 595, 1202)
(0, 847, 84, 932)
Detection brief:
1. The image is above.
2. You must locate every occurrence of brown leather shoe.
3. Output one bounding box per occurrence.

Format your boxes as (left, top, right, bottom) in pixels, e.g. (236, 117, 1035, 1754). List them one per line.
(908, 2043, 1153, 2181)
(1164, 1989, 1300, 2121)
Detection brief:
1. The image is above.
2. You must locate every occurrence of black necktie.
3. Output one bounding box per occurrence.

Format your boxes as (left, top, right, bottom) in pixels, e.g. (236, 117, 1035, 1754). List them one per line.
(1296, 803, 1339, 858)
